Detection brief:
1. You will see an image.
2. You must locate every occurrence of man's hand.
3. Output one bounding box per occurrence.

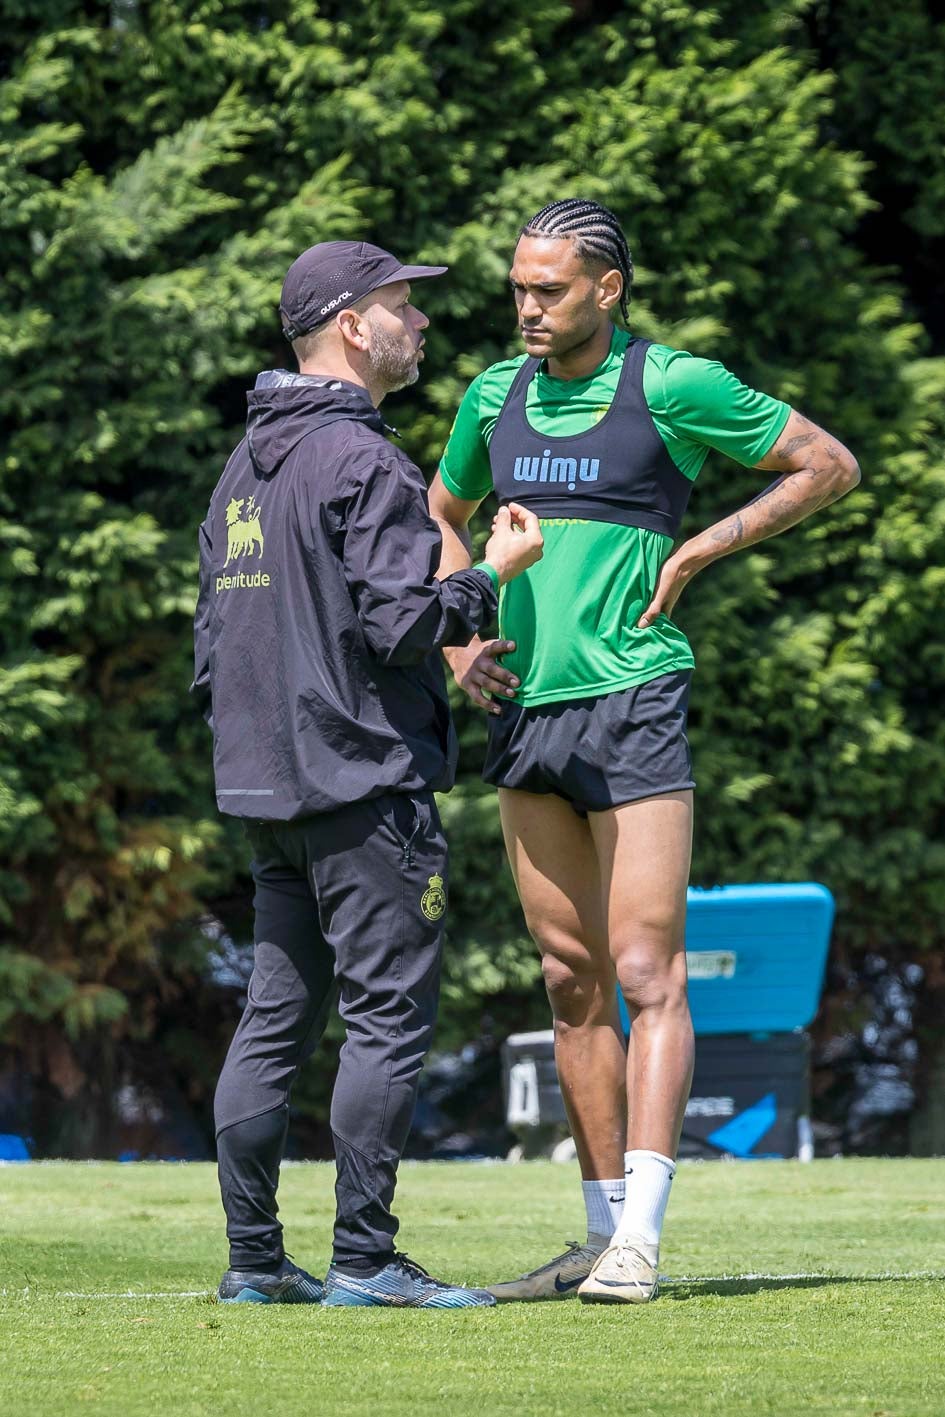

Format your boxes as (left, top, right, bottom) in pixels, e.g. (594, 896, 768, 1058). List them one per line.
(444, 637, 519, 715)
(483, 503, 543, 584)
(637, 552, 696, 628)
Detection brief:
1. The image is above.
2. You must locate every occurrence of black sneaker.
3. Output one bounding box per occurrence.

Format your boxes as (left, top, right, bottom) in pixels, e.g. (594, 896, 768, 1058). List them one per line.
(217, 1256, 324, 1304)
(323, 1252, 495, 1308)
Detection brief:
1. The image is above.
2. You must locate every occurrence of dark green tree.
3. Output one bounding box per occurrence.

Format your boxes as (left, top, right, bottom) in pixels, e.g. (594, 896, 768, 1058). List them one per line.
(1, 0, 942, 1152)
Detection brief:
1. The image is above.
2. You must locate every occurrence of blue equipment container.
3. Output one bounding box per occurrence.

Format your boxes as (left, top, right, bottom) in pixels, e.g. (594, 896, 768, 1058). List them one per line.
(504, 883, 835, 1160)
(617, 882, 834, 1038)
(0, 1134, 30, 1162)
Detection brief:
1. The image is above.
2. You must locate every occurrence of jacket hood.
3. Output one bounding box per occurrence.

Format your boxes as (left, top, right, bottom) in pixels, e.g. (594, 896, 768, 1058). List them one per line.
(246, 370, 386, 478)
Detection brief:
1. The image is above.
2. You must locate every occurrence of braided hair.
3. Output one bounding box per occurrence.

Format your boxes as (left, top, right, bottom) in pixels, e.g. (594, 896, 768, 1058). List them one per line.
(520, 198, 634, 324)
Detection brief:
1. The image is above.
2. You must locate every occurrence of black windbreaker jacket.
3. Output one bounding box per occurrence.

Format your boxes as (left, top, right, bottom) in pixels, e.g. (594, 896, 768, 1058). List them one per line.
(192, 371, 497, 819)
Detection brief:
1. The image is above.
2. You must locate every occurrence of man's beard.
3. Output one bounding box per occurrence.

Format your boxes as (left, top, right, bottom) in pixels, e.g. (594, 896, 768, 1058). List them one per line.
(367, 318, 420, 393)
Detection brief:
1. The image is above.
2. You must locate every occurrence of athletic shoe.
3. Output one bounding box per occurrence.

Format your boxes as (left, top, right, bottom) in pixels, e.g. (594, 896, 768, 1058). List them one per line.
(577, 1235, 660, 1304)
(486, 1234, 609, 1302)
(217, 1256, 324, 1304)
(322, 1253, 496, 1308)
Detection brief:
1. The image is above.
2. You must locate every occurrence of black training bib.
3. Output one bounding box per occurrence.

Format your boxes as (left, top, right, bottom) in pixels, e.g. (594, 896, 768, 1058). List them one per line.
(488, 337, 692, 538)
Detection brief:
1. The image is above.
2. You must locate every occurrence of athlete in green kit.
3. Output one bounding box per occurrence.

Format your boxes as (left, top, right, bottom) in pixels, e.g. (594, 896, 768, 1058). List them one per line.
(429, 198, 861, 1305)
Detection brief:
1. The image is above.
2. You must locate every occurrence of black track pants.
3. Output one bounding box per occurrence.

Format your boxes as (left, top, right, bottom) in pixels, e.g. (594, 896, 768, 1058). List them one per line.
(214, 791, 447, 1267)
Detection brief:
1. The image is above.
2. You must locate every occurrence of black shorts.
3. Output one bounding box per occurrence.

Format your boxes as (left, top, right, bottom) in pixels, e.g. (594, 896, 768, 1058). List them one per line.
(482, 670, 695, 815)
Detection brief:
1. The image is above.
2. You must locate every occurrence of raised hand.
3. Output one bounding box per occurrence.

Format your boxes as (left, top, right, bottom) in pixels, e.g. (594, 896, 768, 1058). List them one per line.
(483, 503, 543, 585)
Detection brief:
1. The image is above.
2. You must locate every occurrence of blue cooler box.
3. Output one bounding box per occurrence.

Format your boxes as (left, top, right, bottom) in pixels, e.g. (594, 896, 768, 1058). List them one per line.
(505, 883, 834, 1160)
(617, 882, 834, 1037)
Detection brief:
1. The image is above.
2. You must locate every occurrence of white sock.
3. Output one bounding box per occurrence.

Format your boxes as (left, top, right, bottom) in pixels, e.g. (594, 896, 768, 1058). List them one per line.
(581, 1178, 625, 1240)
(613, 1149, 676, 1248)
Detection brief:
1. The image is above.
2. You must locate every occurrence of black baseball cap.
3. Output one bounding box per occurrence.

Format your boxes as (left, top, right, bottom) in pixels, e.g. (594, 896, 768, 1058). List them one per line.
(279, 240, 447, 341)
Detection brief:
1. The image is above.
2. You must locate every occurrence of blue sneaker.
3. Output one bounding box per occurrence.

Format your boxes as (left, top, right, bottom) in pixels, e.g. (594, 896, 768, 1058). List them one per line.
(322, 1253, 496, 1308)
(217, 1256, 324, 1304)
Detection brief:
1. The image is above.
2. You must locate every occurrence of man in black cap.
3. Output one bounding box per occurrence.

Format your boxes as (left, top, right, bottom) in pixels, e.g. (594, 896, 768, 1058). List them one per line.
(193, 240, 542, 1308)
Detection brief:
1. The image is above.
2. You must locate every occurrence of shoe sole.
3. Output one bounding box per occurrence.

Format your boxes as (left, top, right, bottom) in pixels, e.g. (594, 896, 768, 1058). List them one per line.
(219, 1288, 275, 1304)
(323, 1291, 495, 1309)
(218, 1285, 324, 1305)
(578, 1283, 658, 1305)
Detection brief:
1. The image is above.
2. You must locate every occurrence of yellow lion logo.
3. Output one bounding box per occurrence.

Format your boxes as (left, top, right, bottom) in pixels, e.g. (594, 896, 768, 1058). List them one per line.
(225, 496, 264, 567)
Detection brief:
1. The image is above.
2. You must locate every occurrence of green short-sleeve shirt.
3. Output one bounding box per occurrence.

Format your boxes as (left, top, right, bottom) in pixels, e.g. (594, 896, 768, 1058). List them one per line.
(439, 329, 789, 705)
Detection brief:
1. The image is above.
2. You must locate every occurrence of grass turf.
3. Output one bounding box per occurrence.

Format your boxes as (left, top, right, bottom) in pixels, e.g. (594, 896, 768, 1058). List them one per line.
(1, 1158, 944, 1416)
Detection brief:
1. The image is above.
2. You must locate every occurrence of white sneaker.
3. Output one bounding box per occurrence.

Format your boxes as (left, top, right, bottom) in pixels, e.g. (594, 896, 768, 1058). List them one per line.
(486, 1234, 609, 1302)
(577, 1235, 660, 1304)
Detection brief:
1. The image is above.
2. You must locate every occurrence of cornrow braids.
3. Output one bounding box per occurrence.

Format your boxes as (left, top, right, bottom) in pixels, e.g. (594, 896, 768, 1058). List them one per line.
(520, 198, 634, 324)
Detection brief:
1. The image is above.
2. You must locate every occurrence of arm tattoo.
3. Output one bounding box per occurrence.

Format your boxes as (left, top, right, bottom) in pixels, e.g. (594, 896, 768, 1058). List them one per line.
(710, 512, 745, 548)
(692, 417, 858, 568)
(770, 430, 817, 466)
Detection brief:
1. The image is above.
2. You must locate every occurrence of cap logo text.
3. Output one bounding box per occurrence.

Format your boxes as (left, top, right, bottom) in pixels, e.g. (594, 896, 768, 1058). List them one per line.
(320, 290, 354, 316)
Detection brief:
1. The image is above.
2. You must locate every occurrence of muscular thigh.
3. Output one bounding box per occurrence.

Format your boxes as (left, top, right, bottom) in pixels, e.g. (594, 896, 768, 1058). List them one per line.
(589, 790, 693, 961)
(498, 787, 608, 972)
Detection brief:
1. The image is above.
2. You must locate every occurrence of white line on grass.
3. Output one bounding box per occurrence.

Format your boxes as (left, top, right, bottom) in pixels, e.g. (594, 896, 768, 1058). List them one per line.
(3, 1271, 942, 1300)
(8, 1290, 212, 1299)
(666, 1270, 945, 1283)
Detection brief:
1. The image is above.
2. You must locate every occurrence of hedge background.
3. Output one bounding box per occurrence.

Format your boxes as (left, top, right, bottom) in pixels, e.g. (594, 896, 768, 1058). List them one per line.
(1, 0, 943, 1156)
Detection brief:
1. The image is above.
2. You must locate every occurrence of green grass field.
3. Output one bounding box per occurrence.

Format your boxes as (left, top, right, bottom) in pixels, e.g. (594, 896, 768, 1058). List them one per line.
(1, 1158, 944, 1416)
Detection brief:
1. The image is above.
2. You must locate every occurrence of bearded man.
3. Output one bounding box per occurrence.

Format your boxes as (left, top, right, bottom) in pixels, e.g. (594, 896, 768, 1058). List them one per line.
(194, 240, 542, 1307)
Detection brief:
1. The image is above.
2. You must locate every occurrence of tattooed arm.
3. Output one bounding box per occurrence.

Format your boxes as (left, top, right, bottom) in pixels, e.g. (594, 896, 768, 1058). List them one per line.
(638, 411, 860, 626)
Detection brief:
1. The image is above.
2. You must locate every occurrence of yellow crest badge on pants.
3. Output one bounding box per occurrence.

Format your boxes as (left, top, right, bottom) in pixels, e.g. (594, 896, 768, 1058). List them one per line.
(421, 874, 446, 922)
